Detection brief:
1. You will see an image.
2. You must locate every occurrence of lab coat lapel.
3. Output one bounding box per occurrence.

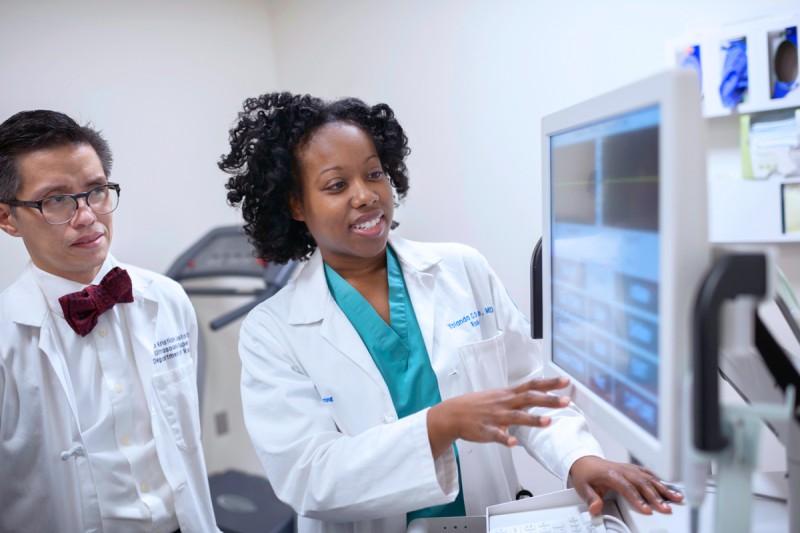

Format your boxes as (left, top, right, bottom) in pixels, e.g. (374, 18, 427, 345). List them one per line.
(5, 265, 82, 423)
(121, 271, 159, 383)
(319, 303, 388, 388)
(38, 318, 82, 423)
(289, 251, 387, 389)
(389, 237, 440, 360)
(400, 266, 436, 359)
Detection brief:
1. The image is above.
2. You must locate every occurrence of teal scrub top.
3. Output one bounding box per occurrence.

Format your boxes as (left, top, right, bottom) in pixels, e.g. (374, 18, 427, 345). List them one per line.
(324, 245, 466, 523)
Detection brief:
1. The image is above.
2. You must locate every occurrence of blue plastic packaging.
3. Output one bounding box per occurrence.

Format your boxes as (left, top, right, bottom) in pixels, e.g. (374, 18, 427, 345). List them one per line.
(719, 39, 748, 108)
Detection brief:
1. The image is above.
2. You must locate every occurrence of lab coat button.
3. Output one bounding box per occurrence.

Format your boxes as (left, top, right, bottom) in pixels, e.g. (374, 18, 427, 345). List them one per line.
(121, 436, 130, 446)
(382, 414, 396, 423)
(114, 383, 123, 393)
(141, 483, 149, 493)
(97, 328, 106, 337)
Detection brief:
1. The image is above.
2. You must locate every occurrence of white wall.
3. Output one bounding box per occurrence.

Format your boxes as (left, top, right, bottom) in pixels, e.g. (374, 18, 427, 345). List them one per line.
(0, 0, 278, 289)
(266, 0, 799, 495)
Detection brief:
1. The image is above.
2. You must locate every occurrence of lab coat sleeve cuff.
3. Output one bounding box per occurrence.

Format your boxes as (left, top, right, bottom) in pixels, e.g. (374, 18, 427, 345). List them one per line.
(562, 449, 605, 490)
(516, 404, 605, 484)
(417, 407, 459, 501)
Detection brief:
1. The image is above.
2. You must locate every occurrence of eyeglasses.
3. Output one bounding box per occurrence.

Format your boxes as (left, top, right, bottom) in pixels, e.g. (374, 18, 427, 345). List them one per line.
(5, 183, 121, 225)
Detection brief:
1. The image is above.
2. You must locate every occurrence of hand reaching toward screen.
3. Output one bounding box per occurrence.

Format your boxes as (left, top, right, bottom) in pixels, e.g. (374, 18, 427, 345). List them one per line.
(427, 377, 572, 458)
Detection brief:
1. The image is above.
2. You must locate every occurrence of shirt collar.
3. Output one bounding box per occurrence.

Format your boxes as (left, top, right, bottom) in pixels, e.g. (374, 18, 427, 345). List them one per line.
(289, 237, 442, 325)
(31, 255, 118, 318)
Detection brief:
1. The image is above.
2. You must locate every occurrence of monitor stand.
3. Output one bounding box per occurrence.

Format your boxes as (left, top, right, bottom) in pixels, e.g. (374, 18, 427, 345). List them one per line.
(691, 251, 798, 533)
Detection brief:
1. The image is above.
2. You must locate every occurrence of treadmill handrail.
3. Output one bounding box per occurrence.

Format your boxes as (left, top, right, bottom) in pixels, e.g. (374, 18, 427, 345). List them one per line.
(208, 261, 297, 330)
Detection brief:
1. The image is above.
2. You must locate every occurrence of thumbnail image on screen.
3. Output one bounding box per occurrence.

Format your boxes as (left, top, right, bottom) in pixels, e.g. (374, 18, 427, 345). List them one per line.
(550, 105, 660, 437)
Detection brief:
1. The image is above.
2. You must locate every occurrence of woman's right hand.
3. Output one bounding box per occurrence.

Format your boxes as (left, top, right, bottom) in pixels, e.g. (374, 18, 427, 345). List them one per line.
(426, 377, 572, 458)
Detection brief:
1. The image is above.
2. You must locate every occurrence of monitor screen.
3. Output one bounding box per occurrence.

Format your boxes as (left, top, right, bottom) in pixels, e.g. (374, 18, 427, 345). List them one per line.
(550, 105, 661, 437)
(542, 70, 708, 481)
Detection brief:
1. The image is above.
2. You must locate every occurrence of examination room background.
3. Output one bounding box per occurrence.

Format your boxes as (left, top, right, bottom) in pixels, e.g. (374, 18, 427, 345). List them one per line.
(1, 0, 797, 499)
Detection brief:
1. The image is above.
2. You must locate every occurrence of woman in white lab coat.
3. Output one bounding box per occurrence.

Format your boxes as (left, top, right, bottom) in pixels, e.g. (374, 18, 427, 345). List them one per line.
(219, 93, 682, 533)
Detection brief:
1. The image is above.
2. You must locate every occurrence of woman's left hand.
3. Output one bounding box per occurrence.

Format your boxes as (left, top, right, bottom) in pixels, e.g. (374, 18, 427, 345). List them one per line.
(569, 456, 684, 516)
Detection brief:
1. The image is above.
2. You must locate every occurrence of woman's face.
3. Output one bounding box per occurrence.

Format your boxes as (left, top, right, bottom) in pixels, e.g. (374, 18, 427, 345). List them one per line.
(290, 122, 394, 271)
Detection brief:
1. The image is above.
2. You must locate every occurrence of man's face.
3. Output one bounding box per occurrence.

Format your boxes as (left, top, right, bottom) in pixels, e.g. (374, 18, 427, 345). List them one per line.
(0, 143, 113, 284)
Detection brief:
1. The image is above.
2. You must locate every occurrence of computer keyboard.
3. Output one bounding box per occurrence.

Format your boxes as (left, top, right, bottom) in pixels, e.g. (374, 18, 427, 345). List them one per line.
(489, 507, 607, 533)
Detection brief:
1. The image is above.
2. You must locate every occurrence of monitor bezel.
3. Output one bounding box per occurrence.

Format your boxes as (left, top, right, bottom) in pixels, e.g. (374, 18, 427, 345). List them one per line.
(541, 69, 709, 481)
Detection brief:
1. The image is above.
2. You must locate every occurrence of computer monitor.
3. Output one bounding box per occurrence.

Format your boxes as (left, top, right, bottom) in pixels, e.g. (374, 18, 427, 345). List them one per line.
(541, 69, 709, 482)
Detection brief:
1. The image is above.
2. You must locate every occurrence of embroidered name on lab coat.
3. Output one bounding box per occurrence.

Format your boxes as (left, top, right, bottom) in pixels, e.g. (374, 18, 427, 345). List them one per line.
(152, 332, 190, 364)
(446, 306, 495, 329)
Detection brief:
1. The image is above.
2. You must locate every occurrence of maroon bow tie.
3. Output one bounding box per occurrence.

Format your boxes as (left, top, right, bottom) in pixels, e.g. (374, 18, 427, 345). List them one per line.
(58, 267, 134, 336)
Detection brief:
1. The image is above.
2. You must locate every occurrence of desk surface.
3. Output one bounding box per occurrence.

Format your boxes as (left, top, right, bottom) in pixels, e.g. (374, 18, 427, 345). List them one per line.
(486, 481, 789, 533)
(619, 492, 788, 533)
(620, 471, 790, 533)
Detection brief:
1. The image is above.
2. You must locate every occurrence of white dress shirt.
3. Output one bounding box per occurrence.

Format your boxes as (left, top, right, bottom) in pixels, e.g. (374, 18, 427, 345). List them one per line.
(33, 259, 179, 533)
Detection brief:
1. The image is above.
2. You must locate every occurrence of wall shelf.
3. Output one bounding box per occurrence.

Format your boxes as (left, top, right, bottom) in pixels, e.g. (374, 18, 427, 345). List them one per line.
(668, 8, 800, 244)
(668, 11, 800, 118)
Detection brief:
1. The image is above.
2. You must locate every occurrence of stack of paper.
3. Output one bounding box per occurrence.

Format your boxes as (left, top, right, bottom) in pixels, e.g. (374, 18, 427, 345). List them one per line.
(748, 110, 800, 179)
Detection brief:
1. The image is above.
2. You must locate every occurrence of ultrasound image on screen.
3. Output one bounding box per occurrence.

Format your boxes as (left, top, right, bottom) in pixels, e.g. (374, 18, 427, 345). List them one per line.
(551, 140, 596, 225)
(602, 127, 659, 231)
(550, 105, 661, 437)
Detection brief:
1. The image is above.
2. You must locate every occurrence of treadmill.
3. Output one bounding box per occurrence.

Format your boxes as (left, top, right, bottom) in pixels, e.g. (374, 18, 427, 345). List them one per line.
(167, 225, 297, 533)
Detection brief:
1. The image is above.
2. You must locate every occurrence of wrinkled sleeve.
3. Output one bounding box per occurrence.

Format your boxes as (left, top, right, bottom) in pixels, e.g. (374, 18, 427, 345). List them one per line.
(482, 255, 605, 485)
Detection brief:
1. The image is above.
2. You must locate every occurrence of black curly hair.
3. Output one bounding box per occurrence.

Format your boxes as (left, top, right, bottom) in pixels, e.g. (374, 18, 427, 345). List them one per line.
(219, 92, 411, 264)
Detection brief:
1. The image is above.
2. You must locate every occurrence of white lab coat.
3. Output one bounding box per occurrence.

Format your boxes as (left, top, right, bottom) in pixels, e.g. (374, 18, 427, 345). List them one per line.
(0, 258, 219, 533)
(240, 237, 604, 533)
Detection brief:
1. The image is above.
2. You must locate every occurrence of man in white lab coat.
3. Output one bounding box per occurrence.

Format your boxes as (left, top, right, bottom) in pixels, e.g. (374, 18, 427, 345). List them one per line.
(0, 110, 218, 532)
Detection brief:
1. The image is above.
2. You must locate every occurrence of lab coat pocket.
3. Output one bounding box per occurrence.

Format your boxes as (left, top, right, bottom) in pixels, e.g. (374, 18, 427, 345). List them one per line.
(458, 332, 508, 390)
(152, 363, 201, 453)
